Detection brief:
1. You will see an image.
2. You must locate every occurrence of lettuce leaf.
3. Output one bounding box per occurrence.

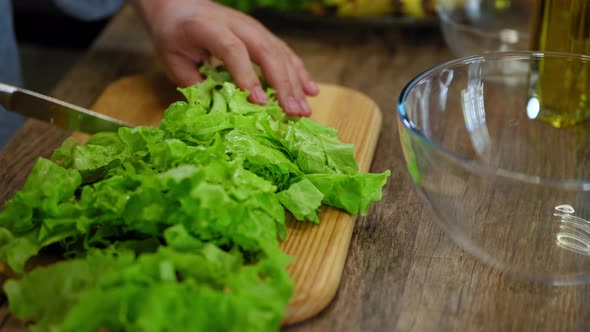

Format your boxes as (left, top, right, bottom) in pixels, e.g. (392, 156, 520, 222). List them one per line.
(0, 158, 81, 235)
(285, 118, 358, 175)
(304, 170, 391, 215)
(277, 179, 324, 223)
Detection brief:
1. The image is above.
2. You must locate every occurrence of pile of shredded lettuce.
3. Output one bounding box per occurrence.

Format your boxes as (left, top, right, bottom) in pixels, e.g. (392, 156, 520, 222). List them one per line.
(0, 64, 390, 332)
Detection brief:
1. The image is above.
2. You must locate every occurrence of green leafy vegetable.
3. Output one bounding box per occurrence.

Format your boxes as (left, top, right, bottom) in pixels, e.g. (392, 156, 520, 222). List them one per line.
(305, 171, 391, 215)
(285, 117, 358, 175)
(276, 179, 324, 223)
(6, 243, 292, 332)
(0, 63, 389, 331)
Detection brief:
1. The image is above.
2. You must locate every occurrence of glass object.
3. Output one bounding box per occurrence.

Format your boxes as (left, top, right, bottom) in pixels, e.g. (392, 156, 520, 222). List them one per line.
(398, 52, 590, 285)
(530, 0, 590, 127)
(437, 0, 534, 57)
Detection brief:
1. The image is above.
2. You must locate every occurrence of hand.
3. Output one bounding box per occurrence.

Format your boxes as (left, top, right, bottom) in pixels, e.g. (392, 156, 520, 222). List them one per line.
(131, 0, 318, 116)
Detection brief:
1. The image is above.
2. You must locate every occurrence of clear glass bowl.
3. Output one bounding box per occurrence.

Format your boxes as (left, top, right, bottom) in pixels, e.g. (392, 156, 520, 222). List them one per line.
(398, 52, 590, 285)
(437, 0, 534, 57)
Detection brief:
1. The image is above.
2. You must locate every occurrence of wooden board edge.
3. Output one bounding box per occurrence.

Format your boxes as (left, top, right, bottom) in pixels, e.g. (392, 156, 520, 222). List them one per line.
(282, 211, 357, 326)
(282, 91, 384, 325)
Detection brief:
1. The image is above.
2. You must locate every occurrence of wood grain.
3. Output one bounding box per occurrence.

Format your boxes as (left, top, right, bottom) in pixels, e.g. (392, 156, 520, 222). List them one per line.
(2, 4, 590, 332)
(79, 75, 382, 325)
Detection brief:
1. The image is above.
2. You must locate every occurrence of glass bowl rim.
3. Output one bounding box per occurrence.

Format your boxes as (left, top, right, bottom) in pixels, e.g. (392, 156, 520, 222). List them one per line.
(435, 2, 531, 42)
(397, 50, 590, 190)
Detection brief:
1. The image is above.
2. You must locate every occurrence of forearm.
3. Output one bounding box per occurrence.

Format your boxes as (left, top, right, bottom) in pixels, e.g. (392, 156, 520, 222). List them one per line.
(129, 0, 210, 35)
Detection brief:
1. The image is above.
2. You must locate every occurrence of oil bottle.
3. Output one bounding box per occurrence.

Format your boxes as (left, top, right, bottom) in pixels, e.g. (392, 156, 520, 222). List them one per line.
(530, 0, 590, 128)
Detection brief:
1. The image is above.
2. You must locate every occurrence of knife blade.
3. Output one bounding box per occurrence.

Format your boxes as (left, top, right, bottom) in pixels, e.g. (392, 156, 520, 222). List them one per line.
(0, 82, 131, 134)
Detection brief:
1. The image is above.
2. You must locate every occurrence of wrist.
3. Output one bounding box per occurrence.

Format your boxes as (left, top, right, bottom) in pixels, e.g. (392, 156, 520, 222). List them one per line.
(130, 0, 212, 35)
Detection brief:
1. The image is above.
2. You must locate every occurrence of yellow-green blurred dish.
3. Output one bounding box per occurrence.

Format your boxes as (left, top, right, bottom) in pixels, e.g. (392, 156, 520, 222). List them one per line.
(217, 0, 440, 19)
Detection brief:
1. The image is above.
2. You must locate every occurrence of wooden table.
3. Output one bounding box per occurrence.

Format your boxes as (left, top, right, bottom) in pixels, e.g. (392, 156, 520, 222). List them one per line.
(1, 6, 589, 332)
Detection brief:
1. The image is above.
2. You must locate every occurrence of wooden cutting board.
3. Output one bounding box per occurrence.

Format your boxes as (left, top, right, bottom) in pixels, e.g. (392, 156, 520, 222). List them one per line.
(74, 74, 382, 326)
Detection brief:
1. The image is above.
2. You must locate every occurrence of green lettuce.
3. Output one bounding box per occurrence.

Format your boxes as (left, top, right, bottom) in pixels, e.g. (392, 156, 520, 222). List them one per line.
(305, 171, 391, 215)
(277, 179, 324, 223)
(285, 117, 358, 175)
(0, 63, 389, 331)
(5, 241, 292, 332)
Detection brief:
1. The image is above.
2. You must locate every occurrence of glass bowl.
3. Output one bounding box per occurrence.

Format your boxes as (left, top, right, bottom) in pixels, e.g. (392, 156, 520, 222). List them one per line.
(437, 0, 534, 57)
(398, 52, 590, 285)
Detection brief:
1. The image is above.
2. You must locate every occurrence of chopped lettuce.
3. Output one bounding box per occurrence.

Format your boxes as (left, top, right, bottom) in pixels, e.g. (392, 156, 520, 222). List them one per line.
(305, 171, 391, 215)
(277, 179, 324, 223)
(5, 243, 292, 332)
(285, 117, 358, 175)
(0, 63, 389, 331)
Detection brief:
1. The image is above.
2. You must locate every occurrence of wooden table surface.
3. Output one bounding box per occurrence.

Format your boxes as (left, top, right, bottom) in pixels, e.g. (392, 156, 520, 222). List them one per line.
(1, 6, 590, 332)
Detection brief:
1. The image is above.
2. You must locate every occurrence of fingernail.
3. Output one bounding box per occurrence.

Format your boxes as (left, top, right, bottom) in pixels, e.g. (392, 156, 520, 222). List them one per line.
(253, 86, 268, 104)
(285, 96, 299, 115)
(299, 100, 312, 117)
(306, 81, 319, 95)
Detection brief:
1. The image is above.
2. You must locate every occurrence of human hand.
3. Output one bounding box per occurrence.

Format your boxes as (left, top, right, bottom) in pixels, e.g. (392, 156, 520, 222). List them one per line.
(131, 0, 318, 116)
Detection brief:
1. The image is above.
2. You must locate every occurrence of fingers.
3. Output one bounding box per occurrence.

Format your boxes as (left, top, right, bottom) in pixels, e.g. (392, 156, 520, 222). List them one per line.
(162, 51, 205, 87)
(290, 53, 319, 97)
(283, 51, 311, 116)
(169, 4, 316, 116)
(212, 36, 269, 105)
(192, 24, 268, 105)
(234, 24, 315, 117)
(265, 44, 314, 117)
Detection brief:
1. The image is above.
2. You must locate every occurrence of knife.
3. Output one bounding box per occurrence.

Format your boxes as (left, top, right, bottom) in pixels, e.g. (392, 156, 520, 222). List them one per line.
(0, 82, 131, 134)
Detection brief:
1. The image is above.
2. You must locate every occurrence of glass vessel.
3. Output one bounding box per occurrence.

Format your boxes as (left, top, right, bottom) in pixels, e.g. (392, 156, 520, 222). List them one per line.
(530, 0, 590, 127)
(398, 52, 590, 284)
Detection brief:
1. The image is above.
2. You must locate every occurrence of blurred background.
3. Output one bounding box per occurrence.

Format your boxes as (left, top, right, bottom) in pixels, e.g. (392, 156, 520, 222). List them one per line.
(13, 1, 109, 94)
(12, 0, 535, 94)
